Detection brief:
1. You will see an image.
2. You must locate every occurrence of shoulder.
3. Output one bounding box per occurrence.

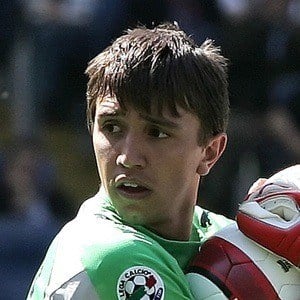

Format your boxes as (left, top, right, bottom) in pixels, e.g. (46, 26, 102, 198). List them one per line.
(28, 197, 193, 299)
(77, 215, 192, 299)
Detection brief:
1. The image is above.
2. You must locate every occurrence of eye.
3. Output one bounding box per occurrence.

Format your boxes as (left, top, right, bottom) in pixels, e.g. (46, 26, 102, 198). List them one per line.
(102, 122, 122, 134)
(148, 127, 170, 138)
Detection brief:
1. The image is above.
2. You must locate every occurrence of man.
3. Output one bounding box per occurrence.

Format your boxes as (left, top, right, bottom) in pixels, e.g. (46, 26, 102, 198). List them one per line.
(27, 22, 232, 299)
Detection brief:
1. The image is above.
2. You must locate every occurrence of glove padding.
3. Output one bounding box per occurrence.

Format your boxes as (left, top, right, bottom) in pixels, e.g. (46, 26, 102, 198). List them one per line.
(236, 165, 300, 267)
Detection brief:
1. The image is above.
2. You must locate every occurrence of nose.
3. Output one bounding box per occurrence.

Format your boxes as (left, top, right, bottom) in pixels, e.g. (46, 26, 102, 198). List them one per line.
(116, 133, 146, 169)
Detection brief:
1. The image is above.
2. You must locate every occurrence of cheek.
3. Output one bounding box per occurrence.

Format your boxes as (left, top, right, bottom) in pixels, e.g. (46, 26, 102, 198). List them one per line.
(169, 143, 201, 168)
(157, 152, 192, 181)
(93, 134, 116, 168)
(158, 147, 201, 184)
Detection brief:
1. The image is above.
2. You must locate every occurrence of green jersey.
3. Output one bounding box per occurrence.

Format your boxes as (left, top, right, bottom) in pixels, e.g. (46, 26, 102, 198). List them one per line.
(27, 188, 232, 299)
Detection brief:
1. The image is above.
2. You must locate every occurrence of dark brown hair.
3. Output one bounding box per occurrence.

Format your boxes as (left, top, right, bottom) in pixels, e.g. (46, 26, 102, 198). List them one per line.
(85, 22, 229, 144)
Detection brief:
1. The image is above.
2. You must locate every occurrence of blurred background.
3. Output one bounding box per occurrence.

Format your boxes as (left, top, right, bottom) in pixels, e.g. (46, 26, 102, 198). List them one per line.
(0, 0, 299, 298)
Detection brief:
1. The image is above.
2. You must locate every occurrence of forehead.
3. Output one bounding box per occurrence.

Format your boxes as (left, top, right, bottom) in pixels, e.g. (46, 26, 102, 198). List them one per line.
(95, 95, 197, 123)
(96, 96, 121, 114)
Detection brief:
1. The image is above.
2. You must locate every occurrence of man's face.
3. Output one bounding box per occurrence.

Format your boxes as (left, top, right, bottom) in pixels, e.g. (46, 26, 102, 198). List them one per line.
(92, 96, 212, 233)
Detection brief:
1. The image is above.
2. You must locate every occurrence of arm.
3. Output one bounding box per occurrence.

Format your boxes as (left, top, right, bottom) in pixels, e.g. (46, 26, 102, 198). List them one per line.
(237, 164, 300, 267)
(185, 165, 300, 299)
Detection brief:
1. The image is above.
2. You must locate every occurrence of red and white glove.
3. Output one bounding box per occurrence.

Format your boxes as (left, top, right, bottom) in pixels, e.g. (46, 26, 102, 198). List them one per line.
(236, 164, 300, 267)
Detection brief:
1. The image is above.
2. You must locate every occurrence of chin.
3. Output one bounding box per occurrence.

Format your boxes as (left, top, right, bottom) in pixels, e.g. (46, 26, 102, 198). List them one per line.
(120, 210, 148, 226)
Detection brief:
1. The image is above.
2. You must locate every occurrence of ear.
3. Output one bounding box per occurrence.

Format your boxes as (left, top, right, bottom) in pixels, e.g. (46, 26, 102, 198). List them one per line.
(197, 133, 227, 176)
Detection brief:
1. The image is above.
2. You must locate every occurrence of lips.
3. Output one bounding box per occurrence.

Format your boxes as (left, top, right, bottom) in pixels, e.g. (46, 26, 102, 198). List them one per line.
(115, 178, 152, 199)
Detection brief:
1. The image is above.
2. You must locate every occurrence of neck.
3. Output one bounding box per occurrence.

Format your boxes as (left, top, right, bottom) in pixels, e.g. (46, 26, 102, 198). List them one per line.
(145, 187, 198, 241)
(145, 208, 194, 241)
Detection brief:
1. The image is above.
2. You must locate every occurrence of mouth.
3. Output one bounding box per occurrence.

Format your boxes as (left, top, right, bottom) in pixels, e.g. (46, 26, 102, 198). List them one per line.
(115, 180, 152, 199)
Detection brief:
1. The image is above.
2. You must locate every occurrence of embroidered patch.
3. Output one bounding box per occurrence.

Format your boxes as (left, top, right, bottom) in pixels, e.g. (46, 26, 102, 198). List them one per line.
(117, 266, 164, 300)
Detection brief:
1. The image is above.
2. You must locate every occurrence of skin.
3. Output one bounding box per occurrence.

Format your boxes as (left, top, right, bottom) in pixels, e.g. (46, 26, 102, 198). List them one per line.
(92, 96, 227, 240)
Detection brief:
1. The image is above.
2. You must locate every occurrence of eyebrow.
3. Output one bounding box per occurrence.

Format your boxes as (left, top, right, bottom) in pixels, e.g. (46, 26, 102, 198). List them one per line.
(141, 114, 179, 129)
(96, 110, 126, 118)
(96, 106, 180, 128)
